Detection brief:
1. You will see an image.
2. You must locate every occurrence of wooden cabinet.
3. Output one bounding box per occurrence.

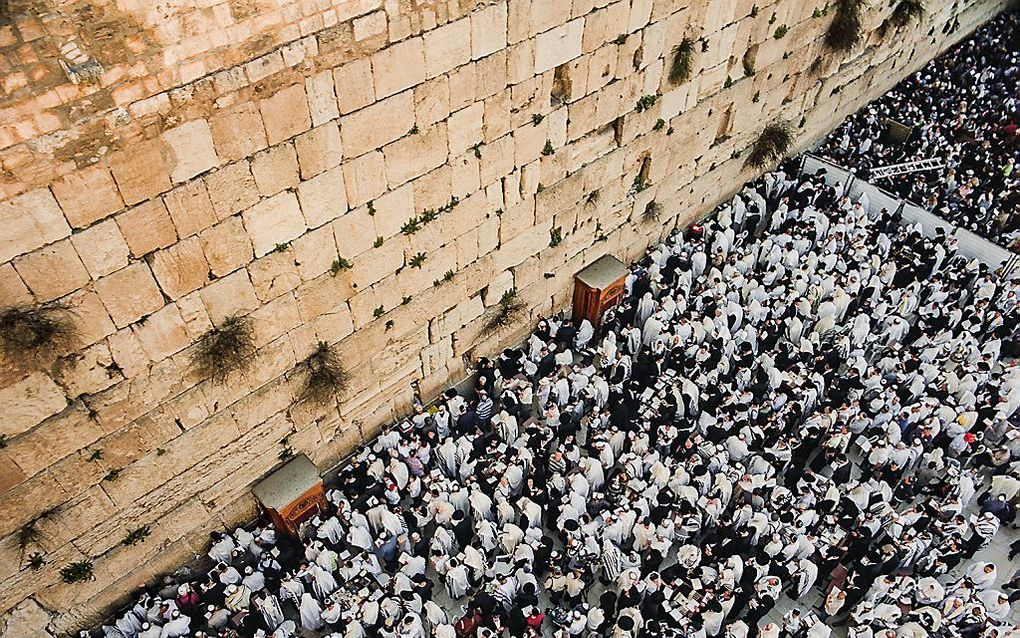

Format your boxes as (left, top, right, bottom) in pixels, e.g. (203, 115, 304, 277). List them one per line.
(572, 254, 629, 332)
(252, 454, 328, 538)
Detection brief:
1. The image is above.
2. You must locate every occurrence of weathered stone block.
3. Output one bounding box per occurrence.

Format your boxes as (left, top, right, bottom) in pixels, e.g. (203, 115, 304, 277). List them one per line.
(295, 123, 344, 179)
(162, 119, 220, 184)
(200, 217, 254, 278)
(12, 239, 91, 302)
(384, 123, 449, 187)
(250, 143, 301, 197)
(50, 166, 125, 229)
(371, 36, 426, 99)
(116, 199, 178, 258)
(163, 179, 218, 237)
(0, 372, 68, 438)
(332, 207, 377, 259)
(333, 58, 376, 115)
(260, 83, 313, 145)
(535, 18, 584, 73)
(204, 161, 260, 218)
(305, 70, 340, 126)
(415, 76, 451, 128)
(0, 188, 71, 263)
(132, 303, 191, 362)
(243, 191, 307, 257)
(297, 166, 349, 228)
(95, 263, 166, 328)
(424, 17, 472, 79)
(448, 103, 484, 157)
(209, 102, 268, 163)
(340, 90, 415, 158)
(341, 151, 388, 209)
(108, 139, 173, 206)
(472, 2, 508, 60)
(0, 263, 32, 306)
(198, 270, 259, 324)
(150, 237, 210, 300)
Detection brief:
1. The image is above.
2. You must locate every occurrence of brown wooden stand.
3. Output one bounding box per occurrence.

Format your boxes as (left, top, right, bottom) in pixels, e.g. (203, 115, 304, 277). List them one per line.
(572, 254, 628, 332)
(252, 454, 327, 538)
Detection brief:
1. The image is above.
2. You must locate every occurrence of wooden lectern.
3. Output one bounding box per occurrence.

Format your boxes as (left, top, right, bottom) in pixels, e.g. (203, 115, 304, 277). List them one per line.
(252, 454, 327, 538)
(572, 254, 629, 332)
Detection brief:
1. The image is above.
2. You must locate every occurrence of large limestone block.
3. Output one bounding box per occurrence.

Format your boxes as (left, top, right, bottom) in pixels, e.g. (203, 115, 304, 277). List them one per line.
(94, 263, 166, 328)
(332, 207, 377, 258)
(116, 199, 178, 258)
(163, 180, 218, 238)
(415, 76, 451, 128)
(201, 217, 254, 278)
(340, 90, 415, 159)
(204, 161, 260, 218)
(242, 191, 307, 257)
(383, 123, 449, 187)
(305, 70, 340, 126)
(132, 303, 191, 362)
(12, 239, 90, 302)
(0, 372, 68, 438)
(333, 58, 376, 115)
(371, 36, 426, 99)
(162, 119, 220, 184)
(471, 2, 508, 60)
(209, 102, 269, 163)
(108, 139, 173, 206)
(50, 166, 125, 229)
(298, 166, 349, 229)
(535, 18, 584, 73)
(1, 599, 55, 638)
(250, 143, 301, 198)
(342, 151, 388, 207)
(448, 103, 484, 157)
(295, 123, 344, 179)
(260, 84, 313, 146)
(71, 219, 130, 279)
(6, 402, 103, 477)
(150, 237, 210, 300)
(0, 188, 71, 263)
(198, 270, 259, 324)
(424, 18, 471, 79)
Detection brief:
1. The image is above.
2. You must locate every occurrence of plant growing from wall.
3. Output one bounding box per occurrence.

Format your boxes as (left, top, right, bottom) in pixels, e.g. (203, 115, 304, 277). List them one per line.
(532, 113, 544, 125)
(773, 24, 789, 38)
(299, 341, 349, 405)
(409, 252, 427, 268)
(374, 236, 384, 248)
(401, 216, 421, 235)
(542, 140, 555, 156)
(61, 559, 95, 584)
(643, 201, 662, 222)
(373, 306, 385, 318)
(653, 118, 665, 131)
(419, 209, 439, 224)
(889, 0, 922, 27)
(635, 94, 658, 112)
(668, 38, 696, 85)
(746, 122, 793, 168)
(122, 526, 151, 546)
(549, 227, 563, 247)
(192, 315, 255, 384)
(826, 0, 865, 51)
(585, 190, 600, 206)
(26, 552, 45, 571)
(481, 289, 527, 336)
(0, 303, 76, 364)
(742, 54, 756, 77)
(331, 258, 353, 275)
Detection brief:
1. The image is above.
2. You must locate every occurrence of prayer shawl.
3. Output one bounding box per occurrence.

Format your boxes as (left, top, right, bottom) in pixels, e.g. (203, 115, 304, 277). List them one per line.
(298, 593, 322, 631)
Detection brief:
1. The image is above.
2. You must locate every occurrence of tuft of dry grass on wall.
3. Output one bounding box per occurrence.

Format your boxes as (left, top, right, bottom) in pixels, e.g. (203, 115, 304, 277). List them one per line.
(889, 0, 923, 28)
(669, 38, 696, 85)
(192, 315, 255, 383)
(746, 122, 793, 169)
(481, 289, 527, 336)
(826, 0, 865, 51)
(0, 303, 76, 365)
(299, 341, 349, 405)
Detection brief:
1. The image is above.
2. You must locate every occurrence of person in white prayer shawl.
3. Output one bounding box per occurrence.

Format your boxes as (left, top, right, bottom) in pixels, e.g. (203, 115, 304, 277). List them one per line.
(158, 611, 190, 638)
(445, 558, 470, 599)
(298, 592, 323, 631)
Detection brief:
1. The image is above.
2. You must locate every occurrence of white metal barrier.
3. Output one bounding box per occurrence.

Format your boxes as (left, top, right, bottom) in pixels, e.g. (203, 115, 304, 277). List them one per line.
(799, 154, 1019, 278)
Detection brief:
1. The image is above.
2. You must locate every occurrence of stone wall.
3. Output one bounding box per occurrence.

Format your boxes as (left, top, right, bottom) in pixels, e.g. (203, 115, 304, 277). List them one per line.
(0, 0, 1009, 634)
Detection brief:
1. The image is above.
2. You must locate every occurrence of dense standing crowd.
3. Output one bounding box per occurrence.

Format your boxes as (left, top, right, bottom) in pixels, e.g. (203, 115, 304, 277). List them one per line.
(93, 159, 1020, 638)
(818, 12, 1020, 249)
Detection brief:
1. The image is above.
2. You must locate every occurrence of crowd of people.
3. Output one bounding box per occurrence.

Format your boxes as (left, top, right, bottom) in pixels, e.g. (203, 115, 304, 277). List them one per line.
(92, 157, 1020, 638)
(85, 10, 1020, 638)
(817, 11, 1020, 249)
